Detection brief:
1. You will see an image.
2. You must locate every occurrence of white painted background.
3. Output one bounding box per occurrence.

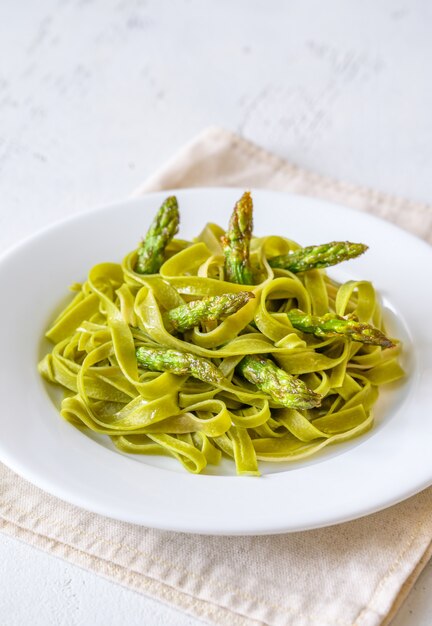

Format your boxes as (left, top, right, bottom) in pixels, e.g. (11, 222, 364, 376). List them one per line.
(0, 0, 431, 624)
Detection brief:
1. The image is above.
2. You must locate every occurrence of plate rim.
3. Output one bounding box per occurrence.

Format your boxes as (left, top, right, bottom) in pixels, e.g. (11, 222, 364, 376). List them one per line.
(0, 186, 431, 535)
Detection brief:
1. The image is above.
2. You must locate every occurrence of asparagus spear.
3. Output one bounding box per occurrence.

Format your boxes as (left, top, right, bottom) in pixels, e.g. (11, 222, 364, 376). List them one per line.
(164, 291, 255, 333)
(135, 196, 180, 274)
(287, 309, 395, 348)
(136, 347, 226, 385)
(269, 241, 368, 273)
(237, 355, 321, 409)
(221, 191, 254, 284)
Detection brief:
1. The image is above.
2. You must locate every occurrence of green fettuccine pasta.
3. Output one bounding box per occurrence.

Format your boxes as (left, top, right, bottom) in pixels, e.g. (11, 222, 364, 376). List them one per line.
(39, 196, 403, 476)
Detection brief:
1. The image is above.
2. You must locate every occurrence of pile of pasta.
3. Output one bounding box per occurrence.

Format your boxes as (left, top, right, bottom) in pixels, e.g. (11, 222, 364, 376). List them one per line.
(39, 223, 404, 475)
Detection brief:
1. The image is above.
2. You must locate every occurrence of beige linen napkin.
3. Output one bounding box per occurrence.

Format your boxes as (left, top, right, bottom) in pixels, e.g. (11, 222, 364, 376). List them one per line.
(1, 127, 431, 626)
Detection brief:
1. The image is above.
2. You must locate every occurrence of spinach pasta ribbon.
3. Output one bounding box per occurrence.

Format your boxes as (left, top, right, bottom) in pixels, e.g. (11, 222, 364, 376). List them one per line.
(39, 222, 403, 476)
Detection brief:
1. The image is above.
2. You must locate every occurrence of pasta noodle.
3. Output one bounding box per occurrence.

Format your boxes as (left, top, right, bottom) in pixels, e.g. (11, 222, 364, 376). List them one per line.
(38, 221, 404, 475)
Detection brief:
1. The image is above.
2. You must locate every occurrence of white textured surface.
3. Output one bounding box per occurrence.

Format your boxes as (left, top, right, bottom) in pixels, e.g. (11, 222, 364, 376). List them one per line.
(0, 534, 202, 626)
(0, 0, 431, 624)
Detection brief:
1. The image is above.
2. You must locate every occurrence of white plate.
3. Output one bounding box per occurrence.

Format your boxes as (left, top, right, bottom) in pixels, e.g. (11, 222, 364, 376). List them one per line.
(0, 188, 431, 535)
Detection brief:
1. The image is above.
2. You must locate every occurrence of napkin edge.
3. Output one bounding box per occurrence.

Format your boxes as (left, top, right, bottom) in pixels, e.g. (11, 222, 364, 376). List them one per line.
(132, 126, 432, 218)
